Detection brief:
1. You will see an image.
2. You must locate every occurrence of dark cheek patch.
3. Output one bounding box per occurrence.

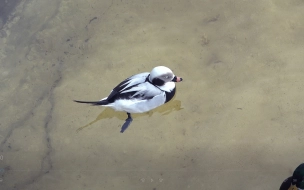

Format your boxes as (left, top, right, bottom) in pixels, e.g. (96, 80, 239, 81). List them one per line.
(152, 78, 165, 86)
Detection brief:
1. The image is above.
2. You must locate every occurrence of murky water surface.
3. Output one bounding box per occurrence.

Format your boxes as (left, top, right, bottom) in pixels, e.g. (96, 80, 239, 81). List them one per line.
(0, 0, 304, 189)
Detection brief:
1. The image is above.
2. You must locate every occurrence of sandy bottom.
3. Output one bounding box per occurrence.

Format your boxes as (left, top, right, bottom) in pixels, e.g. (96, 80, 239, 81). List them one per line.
(0, 0, 304, 189)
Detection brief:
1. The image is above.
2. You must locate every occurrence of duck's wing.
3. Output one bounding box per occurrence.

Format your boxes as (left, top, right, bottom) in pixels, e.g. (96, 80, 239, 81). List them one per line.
(106, 72, 151, 102)
(121, 82, 162, 100)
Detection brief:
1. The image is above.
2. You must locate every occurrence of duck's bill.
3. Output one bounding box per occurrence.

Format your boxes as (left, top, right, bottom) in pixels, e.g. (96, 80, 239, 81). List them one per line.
(172, 76, 183, 82)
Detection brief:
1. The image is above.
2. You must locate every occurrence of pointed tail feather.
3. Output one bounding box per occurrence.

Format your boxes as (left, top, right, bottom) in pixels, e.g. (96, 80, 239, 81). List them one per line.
(73, 99, 109, 106)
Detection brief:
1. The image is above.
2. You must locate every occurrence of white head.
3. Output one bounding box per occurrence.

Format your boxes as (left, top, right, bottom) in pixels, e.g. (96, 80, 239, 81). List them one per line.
(149, 66, 183, 87)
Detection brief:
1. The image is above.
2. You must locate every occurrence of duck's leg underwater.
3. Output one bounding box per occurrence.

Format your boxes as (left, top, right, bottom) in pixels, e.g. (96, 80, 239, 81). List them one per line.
(120, 113, 133, 133)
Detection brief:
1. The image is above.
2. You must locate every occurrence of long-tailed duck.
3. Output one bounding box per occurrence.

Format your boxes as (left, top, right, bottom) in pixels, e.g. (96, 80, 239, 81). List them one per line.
(74, 66, 183, 133)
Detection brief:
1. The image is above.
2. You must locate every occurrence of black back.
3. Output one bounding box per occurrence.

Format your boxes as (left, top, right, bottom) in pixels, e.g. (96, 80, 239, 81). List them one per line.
(106, 77, 155, 103)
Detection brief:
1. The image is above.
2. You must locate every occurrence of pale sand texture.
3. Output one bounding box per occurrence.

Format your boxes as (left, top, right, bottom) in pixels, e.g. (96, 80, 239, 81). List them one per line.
(0, 0, 304, 189)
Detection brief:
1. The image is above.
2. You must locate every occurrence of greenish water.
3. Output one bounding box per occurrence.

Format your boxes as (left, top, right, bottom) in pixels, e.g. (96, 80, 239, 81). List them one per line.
(0, 0, 304, 189)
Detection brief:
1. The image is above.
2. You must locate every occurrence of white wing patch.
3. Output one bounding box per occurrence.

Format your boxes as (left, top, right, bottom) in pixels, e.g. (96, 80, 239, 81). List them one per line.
(119, 72, 149, 92)
(121, 82, 162, 99)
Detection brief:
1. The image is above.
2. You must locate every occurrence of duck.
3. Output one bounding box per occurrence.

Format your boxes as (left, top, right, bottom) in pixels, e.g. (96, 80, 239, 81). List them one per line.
(280, 163, 304, 190)
(74, 66, 183, 133)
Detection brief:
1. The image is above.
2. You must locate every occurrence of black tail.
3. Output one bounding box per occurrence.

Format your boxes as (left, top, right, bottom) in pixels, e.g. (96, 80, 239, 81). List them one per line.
(73, 99, 109, 106)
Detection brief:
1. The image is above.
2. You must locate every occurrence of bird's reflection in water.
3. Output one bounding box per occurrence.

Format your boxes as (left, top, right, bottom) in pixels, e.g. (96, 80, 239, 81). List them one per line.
(76, 99, 183, 132)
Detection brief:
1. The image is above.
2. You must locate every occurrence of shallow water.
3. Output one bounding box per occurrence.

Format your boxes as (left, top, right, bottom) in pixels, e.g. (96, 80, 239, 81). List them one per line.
(0, 0, 304, 189)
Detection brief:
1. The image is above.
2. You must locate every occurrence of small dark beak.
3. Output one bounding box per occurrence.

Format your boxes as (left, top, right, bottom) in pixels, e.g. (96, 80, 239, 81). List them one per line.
(172, 76, 183, 82)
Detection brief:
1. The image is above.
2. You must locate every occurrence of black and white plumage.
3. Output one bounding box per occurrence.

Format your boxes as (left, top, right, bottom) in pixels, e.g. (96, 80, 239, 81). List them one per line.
(74, 66, 183, 133)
